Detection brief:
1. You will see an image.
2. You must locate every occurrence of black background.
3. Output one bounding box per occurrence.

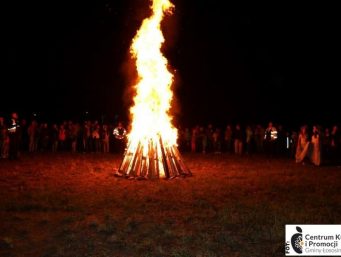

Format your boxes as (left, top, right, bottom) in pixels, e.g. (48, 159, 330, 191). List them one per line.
(2, 0, 340, 127)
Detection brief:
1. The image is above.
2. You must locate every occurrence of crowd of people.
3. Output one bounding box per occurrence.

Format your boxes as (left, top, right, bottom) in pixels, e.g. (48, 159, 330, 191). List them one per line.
(178, 122, 340, 166)
(1, 112, 340, 166)
(0, 112, 127, 160)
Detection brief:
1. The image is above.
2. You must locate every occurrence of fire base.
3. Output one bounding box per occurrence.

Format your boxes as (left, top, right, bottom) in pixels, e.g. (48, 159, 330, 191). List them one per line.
(116, 136, 191, 179)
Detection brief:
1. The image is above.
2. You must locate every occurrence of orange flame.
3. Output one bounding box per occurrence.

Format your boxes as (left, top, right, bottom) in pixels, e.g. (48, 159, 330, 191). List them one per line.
(127, 0, 177, 177)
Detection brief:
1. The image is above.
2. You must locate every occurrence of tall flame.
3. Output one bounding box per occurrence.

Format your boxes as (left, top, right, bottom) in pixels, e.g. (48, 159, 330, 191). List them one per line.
(129, 0, 176, 150)
(117, 0, 191, 179)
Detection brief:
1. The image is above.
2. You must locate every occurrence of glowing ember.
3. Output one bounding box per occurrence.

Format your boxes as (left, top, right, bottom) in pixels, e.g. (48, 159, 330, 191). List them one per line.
(117, 0, 191, 179)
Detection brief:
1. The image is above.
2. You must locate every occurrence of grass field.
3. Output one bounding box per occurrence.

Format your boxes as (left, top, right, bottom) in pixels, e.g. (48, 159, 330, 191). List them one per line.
(0, 153, 340, 257)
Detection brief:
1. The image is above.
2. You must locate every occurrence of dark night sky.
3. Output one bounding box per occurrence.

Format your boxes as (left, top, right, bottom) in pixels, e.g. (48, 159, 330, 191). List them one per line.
(2, 1, 340, 127)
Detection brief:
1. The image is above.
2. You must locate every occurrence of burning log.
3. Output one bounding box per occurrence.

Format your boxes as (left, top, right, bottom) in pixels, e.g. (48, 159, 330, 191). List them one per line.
(116, 135, 191, 179)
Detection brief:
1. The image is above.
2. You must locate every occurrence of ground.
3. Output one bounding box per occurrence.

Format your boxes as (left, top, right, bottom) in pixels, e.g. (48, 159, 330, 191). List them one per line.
(0, 153, 340, 257)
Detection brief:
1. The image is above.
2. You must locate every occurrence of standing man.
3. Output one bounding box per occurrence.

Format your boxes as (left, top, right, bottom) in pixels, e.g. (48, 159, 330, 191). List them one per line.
(264, 121, 278, 156)
(113, 122, 127, 154)
(8, 112, 20, 160)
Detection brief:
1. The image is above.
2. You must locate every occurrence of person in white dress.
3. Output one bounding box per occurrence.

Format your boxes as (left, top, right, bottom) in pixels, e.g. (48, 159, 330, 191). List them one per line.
(295, 125, 310, 163)
(310, 125, 321, 166)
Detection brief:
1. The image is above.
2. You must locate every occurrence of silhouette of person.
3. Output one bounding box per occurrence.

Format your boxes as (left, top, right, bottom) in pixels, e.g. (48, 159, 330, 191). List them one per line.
(8, 112, 20, 159)
(113, 122, 127, 154)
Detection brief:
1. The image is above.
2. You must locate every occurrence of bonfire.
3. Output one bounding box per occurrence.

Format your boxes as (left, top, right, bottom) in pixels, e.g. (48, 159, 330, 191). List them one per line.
(116, 0, 191, 179)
